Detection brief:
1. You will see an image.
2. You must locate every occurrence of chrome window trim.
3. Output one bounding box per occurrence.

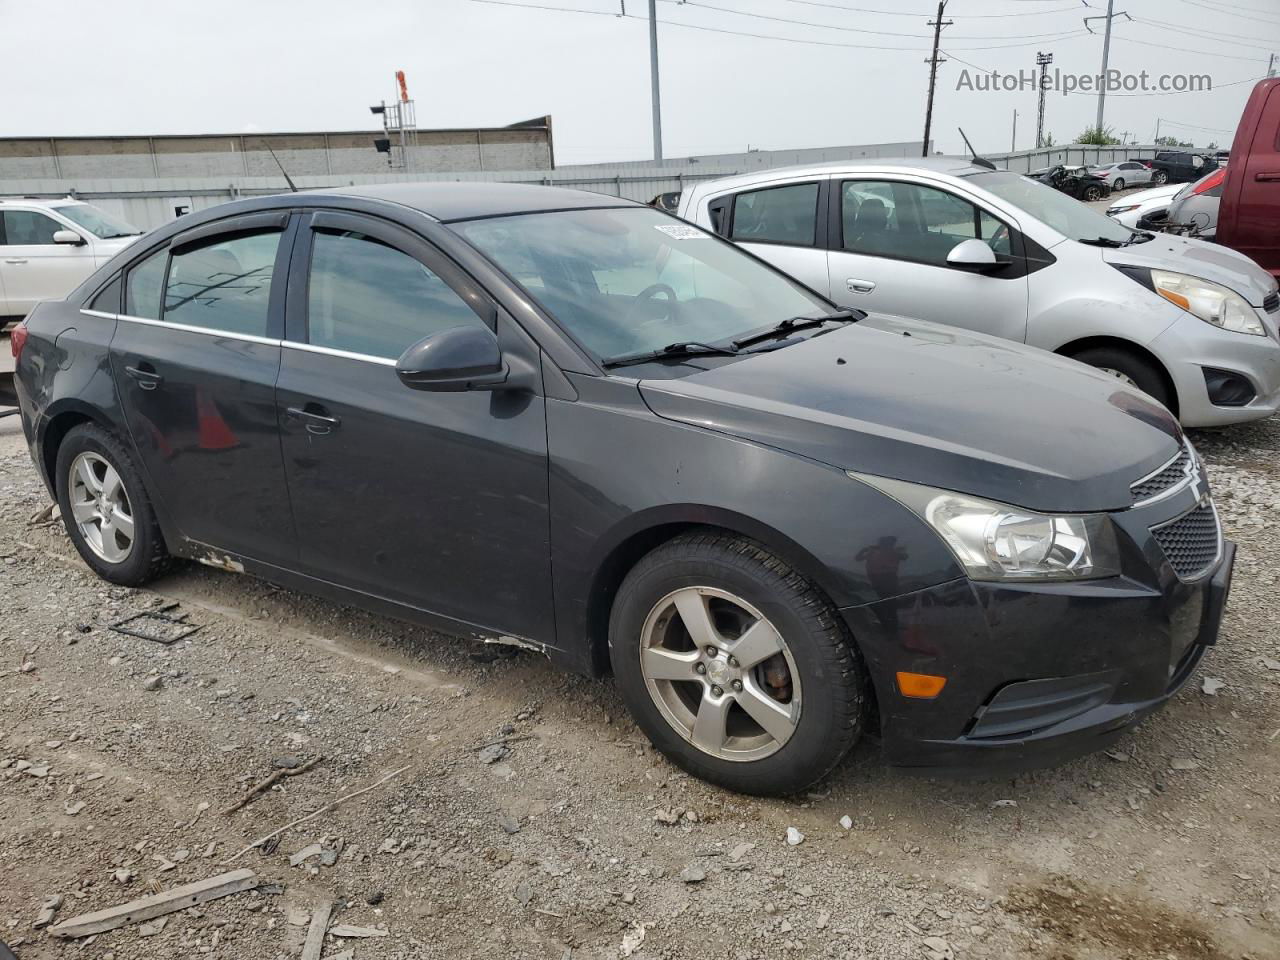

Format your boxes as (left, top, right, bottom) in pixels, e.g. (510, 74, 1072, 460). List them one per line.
(97, 310, 283, 347)
(79, 308, 119, 321)
(1129, 439, 1197, 509)
(282, 341, 399, 367)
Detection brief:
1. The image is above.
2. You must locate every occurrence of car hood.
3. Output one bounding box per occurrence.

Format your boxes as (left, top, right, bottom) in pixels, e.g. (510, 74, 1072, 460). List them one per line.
(1108, 184, 1180, 210)
(1104, 232, 1274, 305)
(638, 315, 1182, 513)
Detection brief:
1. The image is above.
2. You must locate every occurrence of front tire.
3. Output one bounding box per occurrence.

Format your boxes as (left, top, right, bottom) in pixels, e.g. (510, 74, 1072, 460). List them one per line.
(55, 423, 172, 586)
(1083, 184, 1104, 202)
(1071, 346, 1173, 410)
(1151, 170, 1168, 185)
(1112, 178, 1125, 191)
(609, 530, 867, 796)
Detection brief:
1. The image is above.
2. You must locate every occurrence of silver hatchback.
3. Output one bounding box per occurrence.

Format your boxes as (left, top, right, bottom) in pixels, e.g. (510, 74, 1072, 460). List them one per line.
(678, 158, 1280, 427)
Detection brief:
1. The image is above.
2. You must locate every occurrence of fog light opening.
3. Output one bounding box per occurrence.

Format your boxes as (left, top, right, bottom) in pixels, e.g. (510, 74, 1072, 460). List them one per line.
(1202, 367, 1256, 407)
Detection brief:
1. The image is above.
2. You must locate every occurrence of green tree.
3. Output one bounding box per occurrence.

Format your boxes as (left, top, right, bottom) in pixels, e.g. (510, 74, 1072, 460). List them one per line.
(1153, 135, 1194, 147)
(1041, 133, 1056, 147)
(1075, 125, 1121, 145)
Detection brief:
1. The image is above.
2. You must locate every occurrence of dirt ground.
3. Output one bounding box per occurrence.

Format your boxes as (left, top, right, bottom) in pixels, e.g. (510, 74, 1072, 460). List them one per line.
(2, 408, 1278, 960)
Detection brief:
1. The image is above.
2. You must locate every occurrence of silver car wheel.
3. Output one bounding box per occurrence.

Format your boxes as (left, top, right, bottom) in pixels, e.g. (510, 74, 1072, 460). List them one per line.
(68, 452, 135, 564)
(639, 586, 802, 762)
(1098, 366, 1140, 389)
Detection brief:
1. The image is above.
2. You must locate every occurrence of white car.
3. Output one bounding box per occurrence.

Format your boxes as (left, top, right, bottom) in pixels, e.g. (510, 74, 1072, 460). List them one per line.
(1105, 183, 1182, 228)
(1089, 161, 1155, 192)
(0, 198, 143, 319)
(677, 157, 1280, 427)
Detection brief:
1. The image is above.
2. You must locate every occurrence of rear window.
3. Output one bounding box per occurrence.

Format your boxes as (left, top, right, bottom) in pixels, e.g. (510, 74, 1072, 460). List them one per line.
(729, 182, 820, 247)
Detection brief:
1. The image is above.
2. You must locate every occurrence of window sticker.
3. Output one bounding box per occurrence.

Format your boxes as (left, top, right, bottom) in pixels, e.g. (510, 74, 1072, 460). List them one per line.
(654, 223, 709, 240)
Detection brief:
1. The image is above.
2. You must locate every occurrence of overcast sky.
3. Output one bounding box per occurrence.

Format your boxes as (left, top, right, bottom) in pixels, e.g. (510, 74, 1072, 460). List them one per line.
(1, 0, 1275, 163)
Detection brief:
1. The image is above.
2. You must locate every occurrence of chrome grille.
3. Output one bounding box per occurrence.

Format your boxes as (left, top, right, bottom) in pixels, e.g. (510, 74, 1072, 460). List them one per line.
(1131, 445, 1192, 505)
(1151, 501, 1220, 581)
(1264, 290, 1279, 313)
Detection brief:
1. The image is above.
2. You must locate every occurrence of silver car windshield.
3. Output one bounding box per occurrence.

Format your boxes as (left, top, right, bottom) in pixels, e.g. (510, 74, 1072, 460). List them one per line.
(456, 207, 830, 361)
(967, 171, 1132, 243)
(53, 203, 143, 239)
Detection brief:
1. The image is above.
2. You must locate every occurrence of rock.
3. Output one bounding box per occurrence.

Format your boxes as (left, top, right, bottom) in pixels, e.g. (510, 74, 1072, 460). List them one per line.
(514, 880, 533, 906)
(111, 868, 135, 884)
(64, 801, 86, 816)
(34, 895, 62, 929)
(839, 815, 853, 830)
(142, 676, 163, 692)
(138, 917, 168, 937)
(727, 842, 755, 862)
(991, 798, 1017, 808)
(272, 755, 302, 769)
(922, 936, 955, 960)
(289, 842, 325, 867)
(478, 743, 510, 764)
(785, 827, 805, 846)
(680, 865, 706, 883)
(654, 808, 679, 825)
(1202, 677, 1225, 695)
(329, 925, 388, 938)
(1169, 757, 1200, 770)
(621, 891, 635, 905)
(620, 921, 652, 957)
(816, 911, 830, 930)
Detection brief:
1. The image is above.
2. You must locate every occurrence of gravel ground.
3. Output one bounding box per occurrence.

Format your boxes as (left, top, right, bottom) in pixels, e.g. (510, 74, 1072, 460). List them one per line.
(2, 407, 1278, 960)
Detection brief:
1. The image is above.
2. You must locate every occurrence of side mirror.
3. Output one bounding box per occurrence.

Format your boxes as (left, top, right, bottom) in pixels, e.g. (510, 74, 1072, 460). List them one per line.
(946, 238, 1003, 272)
(395, 324, 510, 392)
(53, 229, 85, 246)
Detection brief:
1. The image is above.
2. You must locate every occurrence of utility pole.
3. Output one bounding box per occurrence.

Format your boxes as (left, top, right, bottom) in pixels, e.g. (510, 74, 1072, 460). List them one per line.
(648, 0, 663, 161)
(921, 0, 952, 157)
(1269, 52, 1277, 78)
(1035, 52, 1053, 149)
(1011, 109, 1018, 152)
(1084, 0, 1131, 135)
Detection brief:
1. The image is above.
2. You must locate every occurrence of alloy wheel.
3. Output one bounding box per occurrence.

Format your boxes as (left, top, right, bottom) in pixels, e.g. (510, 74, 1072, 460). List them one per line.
(639, 586, 802, 762)
(68, 452, 135, 564)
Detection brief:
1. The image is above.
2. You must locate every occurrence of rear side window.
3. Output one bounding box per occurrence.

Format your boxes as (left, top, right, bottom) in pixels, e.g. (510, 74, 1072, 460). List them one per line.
(729, 182, 819, 247)
(306, 229, 485, 360)
(165, 231, 280, 337)
(89, 276, 122, 314)
(2, 210, 61, 245)
(126, 249, 167, 320)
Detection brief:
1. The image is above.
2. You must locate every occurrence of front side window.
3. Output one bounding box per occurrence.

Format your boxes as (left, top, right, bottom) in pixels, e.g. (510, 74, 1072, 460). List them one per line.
(841, 180, 1010, 266)
(456, 207, 829, 362)
(307, 229, 484, 360)
(2, 210, 62, 245)
(53, 203, 142, 240)
(729, 182, 819, 247)
(126, 248, 167, 319)
(164, 231, 280, 336)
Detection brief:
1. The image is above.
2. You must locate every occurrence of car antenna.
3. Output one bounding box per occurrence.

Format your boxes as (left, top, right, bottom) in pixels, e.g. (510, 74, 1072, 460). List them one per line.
(957, 128, 998, 171)
(261, 140, 299, 193)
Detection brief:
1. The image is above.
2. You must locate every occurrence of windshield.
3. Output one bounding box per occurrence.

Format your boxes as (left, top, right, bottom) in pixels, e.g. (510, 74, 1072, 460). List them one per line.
(966, 171, 1132, 243)
(53, 203, 143, 239)
(456, 207, 830, 362)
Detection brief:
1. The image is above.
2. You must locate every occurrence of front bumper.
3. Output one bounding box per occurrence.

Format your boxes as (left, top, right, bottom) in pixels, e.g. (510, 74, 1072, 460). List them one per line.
(1151, 310, 1280, 427)
(840, 538, 1234, 775)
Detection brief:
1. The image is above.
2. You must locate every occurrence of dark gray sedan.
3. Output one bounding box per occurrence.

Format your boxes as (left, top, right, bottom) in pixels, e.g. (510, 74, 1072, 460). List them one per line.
(12, 183, 1232, 794)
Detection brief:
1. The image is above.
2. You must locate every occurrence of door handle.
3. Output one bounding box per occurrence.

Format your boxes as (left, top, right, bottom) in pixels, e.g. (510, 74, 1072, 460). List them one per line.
(286, 404, 341, 436)
(4, 258, 28, 264)
(125, 365, 163, 391)
(1255, 172, 1280, 182)
(846, 278, 877, 294)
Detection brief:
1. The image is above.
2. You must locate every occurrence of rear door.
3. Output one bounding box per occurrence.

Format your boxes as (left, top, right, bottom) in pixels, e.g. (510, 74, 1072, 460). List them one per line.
(0, 208, 97, 316)
(825, 177, 1030, 341)
(715, 179, 831, 294)
(109, 211, 296, 565)
(275, 210, 555, 644)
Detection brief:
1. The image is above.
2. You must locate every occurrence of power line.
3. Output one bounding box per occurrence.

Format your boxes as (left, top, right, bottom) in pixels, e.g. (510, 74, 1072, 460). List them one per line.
(470, 0, 1091, 50)
(1059, 74, 1269, 96)
(1111, 34, 1273, 62)
(787, 0, 1086, 19)
(1170, 0, 1280, 26)
(661, 0, 1087, 41)
(1129, 17, 1280, 53)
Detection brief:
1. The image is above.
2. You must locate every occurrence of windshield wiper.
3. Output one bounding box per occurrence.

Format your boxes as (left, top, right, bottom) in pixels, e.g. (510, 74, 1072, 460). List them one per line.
(1122, 231, 1155, 245)
(1078, 236, 1127, 248)
(731, 310, 857, 350)
(602, 341, 741, 369)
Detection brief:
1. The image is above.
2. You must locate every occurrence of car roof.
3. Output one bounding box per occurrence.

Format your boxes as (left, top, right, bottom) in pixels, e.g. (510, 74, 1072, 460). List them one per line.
(314, 181, 639, 222)
(685, 155, 1000, 195)
(0, 196, 85, 208)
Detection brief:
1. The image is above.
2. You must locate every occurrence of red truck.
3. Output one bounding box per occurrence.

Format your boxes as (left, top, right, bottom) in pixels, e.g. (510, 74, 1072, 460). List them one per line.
(1218, 77, 1280, 280)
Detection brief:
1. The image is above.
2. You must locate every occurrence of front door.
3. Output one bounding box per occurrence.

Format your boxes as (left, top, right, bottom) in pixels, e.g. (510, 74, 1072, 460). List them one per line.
(109, 212, 296, 565)
(0, 209, 97, 316)
(720, 179, 831, 294)
(825, 178, 1030, 343)
(275, 211, 555, 645)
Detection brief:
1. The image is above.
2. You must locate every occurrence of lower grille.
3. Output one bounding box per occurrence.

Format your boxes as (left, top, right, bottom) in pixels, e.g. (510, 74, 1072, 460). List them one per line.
(1151, 501, 1221, 581)
(1263, 290, 1279, 313)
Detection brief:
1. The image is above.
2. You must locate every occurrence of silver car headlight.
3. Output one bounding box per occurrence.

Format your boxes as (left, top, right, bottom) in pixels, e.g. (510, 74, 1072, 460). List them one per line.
(853, 474, 1121, 582)
(1150, 269, 1266, 337)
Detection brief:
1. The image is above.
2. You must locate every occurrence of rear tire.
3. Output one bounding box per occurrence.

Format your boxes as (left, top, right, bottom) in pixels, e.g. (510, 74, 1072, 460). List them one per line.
(1151, 170, 1168, 185)
(609, 530, 867, 796)
(1071, 346, 1173, 410)
(55, 423, 172, 586)
(1083, 184, 1104, 202)
(1112, 178, 1125, 191)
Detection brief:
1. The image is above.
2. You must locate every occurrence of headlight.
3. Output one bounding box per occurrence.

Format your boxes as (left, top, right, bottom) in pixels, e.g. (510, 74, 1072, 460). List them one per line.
(1149, 269, 1266, 336)
(852, 474, 1120, 581)
(1108, 204, 1139, 214)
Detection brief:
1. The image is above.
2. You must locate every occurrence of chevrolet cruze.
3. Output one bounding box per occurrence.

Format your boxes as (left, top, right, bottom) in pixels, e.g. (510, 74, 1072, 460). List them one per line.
(12, 183, 1233, 795)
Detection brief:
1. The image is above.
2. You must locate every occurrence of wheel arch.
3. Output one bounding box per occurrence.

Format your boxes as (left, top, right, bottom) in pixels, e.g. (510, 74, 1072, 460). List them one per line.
(582, 505, 852, 677)
(37, 399, 113, 492)
(1054, 335, 1180, 417)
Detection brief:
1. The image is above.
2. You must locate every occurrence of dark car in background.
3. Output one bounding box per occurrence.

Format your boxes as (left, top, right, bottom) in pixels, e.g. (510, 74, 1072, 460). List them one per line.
(12, 183, 1233, 794)
(1149, 151, 1219, 185)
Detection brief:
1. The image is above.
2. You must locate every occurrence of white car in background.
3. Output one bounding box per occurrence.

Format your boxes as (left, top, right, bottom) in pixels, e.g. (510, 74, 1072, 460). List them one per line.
(1105, 183, 1182, 228)
(0, 198, 143, 319)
